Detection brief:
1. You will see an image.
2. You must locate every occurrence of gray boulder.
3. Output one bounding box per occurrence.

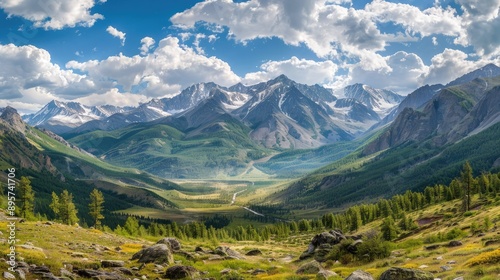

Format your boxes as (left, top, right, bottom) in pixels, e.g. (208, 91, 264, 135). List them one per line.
(379, 267, 434, 280)
(296, 260, 323, 274)
(345, 270, 374, 280)
(3, 272, 15, 279)
(164, 265, 199, 279)
(245, 249, 263, 256)
(131, 244, 174, 264)
(214, 246, 245, 259)
(101, 260, 125, 268)
(448, 240, 463, 247)
(156, 237, 182, 251)
(317, 270, 337, 279)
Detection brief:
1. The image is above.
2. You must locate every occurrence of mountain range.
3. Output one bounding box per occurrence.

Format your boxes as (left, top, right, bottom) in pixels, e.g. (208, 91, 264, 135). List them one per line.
(4, 63, 500, 204)
(26, 75, 403, 145)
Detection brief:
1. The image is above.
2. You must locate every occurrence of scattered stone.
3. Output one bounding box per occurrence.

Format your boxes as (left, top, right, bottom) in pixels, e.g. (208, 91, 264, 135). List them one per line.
(425, 244, 440, 250)
(131, 244, 174, 264)
(419, 265, 429, 269)
(15, 269, 26, 280)
(252, 269, 266, 275)
(296, 260, 323, 274)
(71, 252, 86, 258)
(156, 237, 182, 251)
(435, 256, 443, 261)
(30, 266, 51, 275)
(448, 240, 463, 247)
(165, 265, 199, 279)
(40, 272, 59, 279)
(76, 269, 126, 280)
(245, 249, 263, 256)
(345, 270, 374, 280)
(317, 270, 338, 280)
(101, 260, 125, 268)
(478, 233, 486, 237)
(176, 250, 196, 260)
(440, 265, 452, 272)
(379, 267, 434, 280)
(207, 255, 225, 261)
(60, 268, 74, 279)
(220, 268, 232, 275)
(195, 246, 209, 253)
(3, 272, 16, 279)
(44, 221, 54, 225)
(485, 239, 500, 246)
(447, 260, 457, 265)
(214, 246, 245, 259)
(453, 277, 464, 280)
(17, 262, 30, 268)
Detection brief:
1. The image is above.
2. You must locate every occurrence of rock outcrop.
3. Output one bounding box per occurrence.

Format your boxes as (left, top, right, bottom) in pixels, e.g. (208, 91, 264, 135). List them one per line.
(131, 244, 174, 264)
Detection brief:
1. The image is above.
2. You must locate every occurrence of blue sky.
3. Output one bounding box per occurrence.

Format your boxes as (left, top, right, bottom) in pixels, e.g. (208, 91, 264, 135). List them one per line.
(0, 0, 499, 113)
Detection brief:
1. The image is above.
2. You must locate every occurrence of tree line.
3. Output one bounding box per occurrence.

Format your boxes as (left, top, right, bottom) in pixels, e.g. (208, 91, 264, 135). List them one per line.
(12, 162, 500, 244)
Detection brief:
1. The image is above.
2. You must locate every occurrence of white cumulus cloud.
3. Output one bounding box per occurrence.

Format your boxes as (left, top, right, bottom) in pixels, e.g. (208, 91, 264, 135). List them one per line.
(243, 57, 338, 85)
(106, 26, 126, 46)
(66, 36, 241, 97)
(0, 0, 105, 30)
(349, 51, 428, 94)
(139, 37, 155, 55)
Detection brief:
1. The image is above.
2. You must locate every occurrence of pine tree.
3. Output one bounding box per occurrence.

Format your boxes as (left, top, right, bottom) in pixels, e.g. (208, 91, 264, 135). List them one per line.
(50, 190, 79, 225)
(88, 189, 105, 228)
(18, 176, 35, 219)
(381, 217, 398, 241)
(123, 216, 140, 236)
(49, 192, 59, 216)
(478, 173, 490, 197)
(60, 190, 79, 225)
(461, 161, 473, 212)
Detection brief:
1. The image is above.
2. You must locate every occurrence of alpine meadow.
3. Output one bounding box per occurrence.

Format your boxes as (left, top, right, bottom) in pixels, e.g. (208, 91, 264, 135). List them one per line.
(1, 1, 500, 280)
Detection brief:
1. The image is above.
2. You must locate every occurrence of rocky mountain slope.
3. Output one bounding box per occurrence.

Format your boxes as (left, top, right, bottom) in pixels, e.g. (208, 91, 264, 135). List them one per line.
(23, 100, 131, 134)
(364, 76, 500, 154)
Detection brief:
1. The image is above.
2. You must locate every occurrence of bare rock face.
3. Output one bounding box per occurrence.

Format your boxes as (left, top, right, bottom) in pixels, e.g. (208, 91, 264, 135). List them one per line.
(131, 244, 174, 264)
(0, 106, 26, 133)
(379, 267, 434, 280)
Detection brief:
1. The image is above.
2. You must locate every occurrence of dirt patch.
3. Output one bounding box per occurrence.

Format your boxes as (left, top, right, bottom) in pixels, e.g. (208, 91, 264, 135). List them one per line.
(417, 216, 443, 226)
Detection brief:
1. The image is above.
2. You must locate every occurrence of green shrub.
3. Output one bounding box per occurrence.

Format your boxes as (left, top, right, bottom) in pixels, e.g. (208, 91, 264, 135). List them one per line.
(445, 228, 466, 240)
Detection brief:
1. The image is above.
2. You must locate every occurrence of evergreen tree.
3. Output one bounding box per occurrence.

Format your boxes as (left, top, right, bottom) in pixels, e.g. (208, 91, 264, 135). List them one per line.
(381, 217, 398, 241)
(123, 216, 140, 236)
(461, 161, 473, 212)
(50, 190, 79, 225)
(88, 189, 105, 228)
(478, 173, 490, 197)
(18, 176, 35, 219)
(49, 192, 59, 216)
